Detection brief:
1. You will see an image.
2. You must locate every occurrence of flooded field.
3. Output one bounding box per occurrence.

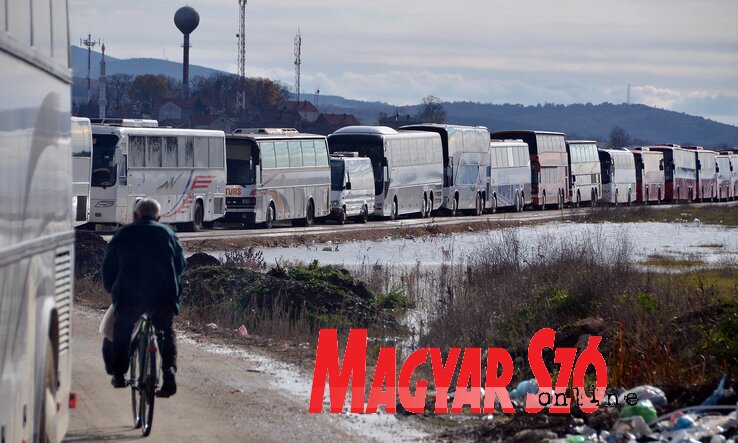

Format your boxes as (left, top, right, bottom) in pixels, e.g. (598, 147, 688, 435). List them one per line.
(224, 221, 738, 268)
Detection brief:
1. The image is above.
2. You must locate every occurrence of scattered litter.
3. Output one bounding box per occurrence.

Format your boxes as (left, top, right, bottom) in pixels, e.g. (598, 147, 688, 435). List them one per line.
(206, 323, 218, 331)
(618, 385, 667, 407)
(620, 399, 657, 423)
(513, 429, 557, 442)
(701, 374, 728, 407)
(235, 324, 248, 337)
(509, 379, 539, 400)
(230, 388, 243, 394)
(612, 415, 652, 438)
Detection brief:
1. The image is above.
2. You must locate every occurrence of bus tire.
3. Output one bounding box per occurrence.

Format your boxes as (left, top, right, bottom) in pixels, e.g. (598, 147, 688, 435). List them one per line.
(575, 191, 581, 208)
(40, 338, 57, 443)
(420, 196, 427, 218)
(627, 190, 632, 206)
(338, 206, 346, 225)
(658, 188, 662, 204)
(181, 201, 204, 232)
(558, 191, 564, 210)
(390, 198, 398, 221)
(450, 195, 458, 216)
(358, 205, 369, 224)
(591, 189, 597, 207)
(474, 193, 482, 216)
(540, 193, 546, 211)
(264, 204, 275, 229)
(305, 200, 315, 226)
(491, 195, 498, 214)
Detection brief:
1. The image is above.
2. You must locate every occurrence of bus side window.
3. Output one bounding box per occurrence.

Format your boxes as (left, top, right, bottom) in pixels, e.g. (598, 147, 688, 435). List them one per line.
(194, 137, 208, 167)
(146, 137, 162, 167)
(288, 141, 303, 167)
(314, 140, 329, 167)
(260, 142, 276, 168)
(209, 137, 225, 168)
(179, 137, 194, 167)
(119, 155, 127, 185)
(130, 136, 146, 167)
(301, 140, 316, 167)
(163, 137, 177, 167)
(274, 141, 289, 168)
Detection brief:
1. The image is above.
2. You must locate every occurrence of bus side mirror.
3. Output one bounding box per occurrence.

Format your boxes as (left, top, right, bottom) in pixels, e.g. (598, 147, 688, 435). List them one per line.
(659, 160, 664, 171)
(114, 147, 122, 164)
(716, 164, 720, 173)
(345, 181, 352, 190)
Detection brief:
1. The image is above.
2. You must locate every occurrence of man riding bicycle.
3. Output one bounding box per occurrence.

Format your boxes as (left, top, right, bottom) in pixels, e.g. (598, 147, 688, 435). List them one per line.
(102, 198, 186, 397)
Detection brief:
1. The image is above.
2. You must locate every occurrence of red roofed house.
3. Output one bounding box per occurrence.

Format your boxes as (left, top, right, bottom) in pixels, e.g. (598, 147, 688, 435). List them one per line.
(308, 113, 361, 135)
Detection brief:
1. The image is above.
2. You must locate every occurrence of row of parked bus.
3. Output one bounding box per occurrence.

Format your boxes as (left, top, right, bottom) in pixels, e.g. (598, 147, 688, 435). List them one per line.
(71, 118, 738, 231)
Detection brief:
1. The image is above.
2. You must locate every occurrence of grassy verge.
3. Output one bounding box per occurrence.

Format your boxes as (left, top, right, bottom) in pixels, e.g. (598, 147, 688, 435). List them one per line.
(574, 202, 738, 226)
(420, 228, 738, 387)
(640, 253, 704, 268)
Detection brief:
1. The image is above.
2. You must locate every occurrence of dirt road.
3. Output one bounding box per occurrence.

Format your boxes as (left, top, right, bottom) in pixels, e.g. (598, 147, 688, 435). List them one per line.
(65, 308, 426, 442)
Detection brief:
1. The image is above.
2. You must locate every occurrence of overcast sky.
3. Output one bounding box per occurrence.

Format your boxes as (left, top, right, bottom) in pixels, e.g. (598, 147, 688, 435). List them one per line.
(70, 0, 738, 125)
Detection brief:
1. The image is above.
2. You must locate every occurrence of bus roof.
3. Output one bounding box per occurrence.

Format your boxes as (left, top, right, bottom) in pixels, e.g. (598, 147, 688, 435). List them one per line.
(492, 130, 565, 137)
(90, 125, 224, 137)
(400, 123, 490, 132)
(490, 139, 527, 147)
(566, 140, 597, 144)
(227, 132, 325, 142)
(330, 125, 440, 139)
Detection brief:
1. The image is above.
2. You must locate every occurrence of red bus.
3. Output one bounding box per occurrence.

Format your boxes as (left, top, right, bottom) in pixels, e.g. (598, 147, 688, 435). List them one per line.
(491, 131, 568, 209)
(646, 144, 697, 202)
(632, 148, 665, 203)
(683, 146, 718, 202)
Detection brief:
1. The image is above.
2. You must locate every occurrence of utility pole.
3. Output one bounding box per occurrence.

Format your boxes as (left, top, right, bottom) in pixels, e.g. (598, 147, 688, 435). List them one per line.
(80, 33, 99, 103)
(236, 0, 247, 110)
(99, 43, 107, 118)
(315, 84, 320, 110)
(294, 29, 301, 102)
(627, 84, 631, 105)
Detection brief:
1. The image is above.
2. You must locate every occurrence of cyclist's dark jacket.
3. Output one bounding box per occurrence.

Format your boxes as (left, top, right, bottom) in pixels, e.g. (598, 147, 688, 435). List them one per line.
(102, 218, 186, 314)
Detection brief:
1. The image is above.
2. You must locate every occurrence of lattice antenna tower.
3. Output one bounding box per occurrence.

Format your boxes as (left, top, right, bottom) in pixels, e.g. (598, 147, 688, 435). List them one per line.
(294, 28, 302, 102)
(236, 0, 247, 110)
(80, 33, 100, 103)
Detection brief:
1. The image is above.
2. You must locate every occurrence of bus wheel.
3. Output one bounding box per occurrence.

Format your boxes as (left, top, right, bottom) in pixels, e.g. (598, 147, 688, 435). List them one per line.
(540, 193, 546, 211)
(338, 206, 346, 225)
(358, 205, 369, 224)
(658, 189, 662, 204)
(474, 193, 482, 216)
(184, 201, 204, 232)
(557, 192, 564, 210)
(575, 192, 581, 208)
(420, 196, 427, 218)
(40, 339, 57, 443)
(450, 195, 458, 217)
(390, 198, 398, 221)
(264, 204, 275, 229)
(590, 189, 597, 207)
(491, 195, 498, 214)
(304, 200, 315, 226)
(627, 190, 632, 206)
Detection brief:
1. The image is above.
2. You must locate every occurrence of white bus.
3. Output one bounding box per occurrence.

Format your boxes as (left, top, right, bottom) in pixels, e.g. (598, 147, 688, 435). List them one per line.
(598, 148, 637, 205)
(72, 117, 92, 226)
(566, 140, 602, 207)
(329, 153, 375, 224)
(487, 140, 532, 212)
(1, 1, 75, 441)
(327, 126, 443, 219)
(401, 124, 491, 215)
(89, 123, 227, 231)
(224, 130, 331, 228)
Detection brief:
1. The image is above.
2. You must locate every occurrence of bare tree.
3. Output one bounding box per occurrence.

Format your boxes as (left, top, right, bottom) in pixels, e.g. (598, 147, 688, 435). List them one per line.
(416, 95, 447, 123)
(107, 73, 133, 115)
(609, 125, 632, 147)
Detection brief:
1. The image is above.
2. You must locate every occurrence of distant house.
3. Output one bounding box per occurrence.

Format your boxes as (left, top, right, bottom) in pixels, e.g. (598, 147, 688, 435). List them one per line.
(158, 98, 196, 122)
(378, 112, 423, 129)
(280, 100, 320, 123)
(308, 113, 361, 135)
(191, 114, 236, 133)
(249, 108, 304, 131)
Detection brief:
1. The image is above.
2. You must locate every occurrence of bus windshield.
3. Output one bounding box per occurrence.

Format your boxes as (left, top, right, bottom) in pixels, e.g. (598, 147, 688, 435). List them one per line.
(330, 159, 345, 191)
(226, 141, 257, 186)
(91, 134, 119, 187)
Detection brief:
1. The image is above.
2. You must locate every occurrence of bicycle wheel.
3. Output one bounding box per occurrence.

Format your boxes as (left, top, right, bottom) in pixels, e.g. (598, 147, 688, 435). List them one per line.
(130, 346, 141, 429)
(139, 339, 157, 436)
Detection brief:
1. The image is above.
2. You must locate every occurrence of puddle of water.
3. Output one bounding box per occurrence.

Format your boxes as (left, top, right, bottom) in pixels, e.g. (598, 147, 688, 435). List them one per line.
(178, 334, 427, 443)
(208, 222, 738, 268)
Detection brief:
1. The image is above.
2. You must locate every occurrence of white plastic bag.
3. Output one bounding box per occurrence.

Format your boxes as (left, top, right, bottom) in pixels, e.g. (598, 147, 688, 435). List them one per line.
(99, 305, 116, 341)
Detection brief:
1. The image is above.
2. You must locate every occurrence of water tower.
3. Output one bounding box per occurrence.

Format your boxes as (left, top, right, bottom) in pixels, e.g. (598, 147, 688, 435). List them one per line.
(174, 6, 200, 97)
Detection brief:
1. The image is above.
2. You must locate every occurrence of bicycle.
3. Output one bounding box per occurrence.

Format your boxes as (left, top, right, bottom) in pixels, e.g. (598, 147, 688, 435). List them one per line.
(128, 311, 160, 437)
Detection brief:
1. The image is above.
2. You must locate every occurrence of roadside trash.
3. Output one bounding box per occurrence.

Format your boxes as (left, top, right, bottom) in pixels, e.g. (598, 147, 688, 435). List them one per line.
(509, 379, 539, 400)
(99, 305, 116, 341)
(565, 435, 587, 443)
(612, 415, 652, 438)
(620, 399, 657, 423)
(710, 435, 726, 443)
(701, 374, 728, 407)
(618, 385, 667, 407)
(206, 322, 218, 330)
(672, 414, 695, 430)
(236, 324, 248, 337)
(321, 247, 333, 251)
(513, 429, 557, 442)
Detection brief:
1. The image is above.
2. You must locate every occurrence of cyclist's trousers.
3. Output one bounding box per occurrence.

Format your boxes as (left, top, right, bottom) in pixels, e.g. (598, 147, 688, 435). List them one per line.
(112, 305, 177, 379)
